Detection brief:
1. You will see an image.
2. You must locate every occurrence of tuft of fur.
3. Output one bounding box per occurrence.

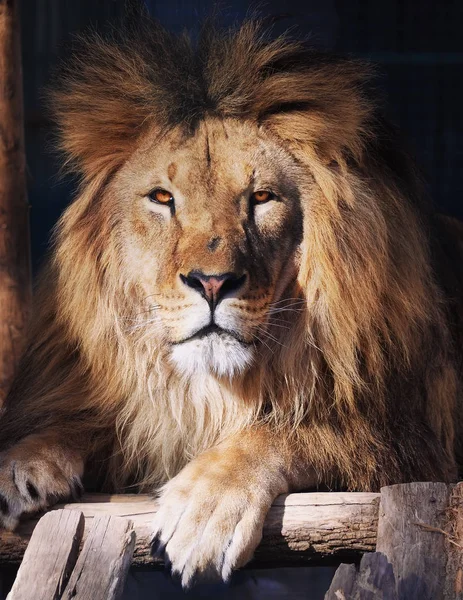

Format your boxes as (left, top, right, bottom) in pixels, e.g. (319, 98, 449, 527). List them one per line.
(0, 17, 462, 495)
(49, 19, 373, 180)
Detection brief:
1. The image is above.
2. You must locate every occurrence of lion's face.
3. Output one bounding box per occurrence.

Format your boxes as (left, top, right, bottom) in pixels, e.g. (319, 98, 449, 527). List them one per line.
(112, 118, 304, 377)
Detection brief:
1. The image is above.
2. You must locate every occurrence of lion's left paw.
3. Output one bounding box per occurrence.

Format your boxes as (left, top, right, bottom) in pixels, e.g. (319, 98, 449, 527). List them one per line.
(151, 469, 271, 589)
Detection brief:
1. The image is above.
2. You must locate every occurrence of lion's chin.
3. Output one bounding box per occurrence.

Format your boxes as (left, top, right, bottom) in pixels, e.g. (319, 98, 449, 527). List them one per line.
(170, 332, 254, 379)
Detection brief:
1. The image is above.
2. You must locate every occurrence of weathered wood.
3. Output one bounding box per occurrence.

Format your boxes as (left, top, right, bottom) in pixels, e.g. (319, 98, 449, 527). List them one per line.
(61, 515, 135, 600)
(325, 552, 397, 600)
(377, 482, 458, 600)
(0, 492, 380, 567)
(254, 491, 380, 567)
(444, 482, 463, 599)
(6, 509, 84, 600)
(0, 0, 31, 403)
(325, 563, 357, 599)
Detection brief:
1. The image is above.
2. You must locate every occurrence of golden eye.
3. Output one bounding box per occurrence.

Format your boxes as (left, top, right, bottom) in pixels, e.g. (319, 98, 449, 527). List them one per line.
(251, 190, 274, 204)
(148, 189, 174, 205)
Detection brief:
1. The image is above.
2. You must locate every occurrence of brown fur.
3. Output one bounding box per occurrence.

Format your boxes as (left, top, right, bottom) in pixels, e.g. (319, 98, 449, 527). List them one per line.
(0, 16, 462, 583)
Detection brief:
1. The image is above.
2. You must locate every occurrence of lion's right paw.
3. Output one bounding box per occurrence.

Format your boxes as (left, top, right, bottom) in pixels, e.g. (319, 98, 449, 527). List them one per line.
(0, 441, 84, 530)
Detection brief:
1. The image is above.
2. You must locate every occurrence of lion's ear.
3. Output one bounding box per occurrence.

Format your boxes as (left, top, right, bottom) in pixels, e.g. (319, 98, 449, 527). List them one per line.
(48, 34, 156, 180)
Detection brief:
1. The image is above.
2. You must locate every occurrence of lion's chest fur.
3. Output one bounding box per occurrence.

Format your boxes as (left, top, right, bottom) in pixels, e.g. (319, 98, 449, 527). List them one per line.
(114, 370, 261, 490)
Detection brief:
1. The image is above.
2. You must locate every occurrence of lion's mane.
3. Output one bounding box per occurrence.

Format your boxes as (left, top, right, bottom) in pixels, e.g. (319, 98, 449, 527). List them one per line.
(1, 17, 461, 491)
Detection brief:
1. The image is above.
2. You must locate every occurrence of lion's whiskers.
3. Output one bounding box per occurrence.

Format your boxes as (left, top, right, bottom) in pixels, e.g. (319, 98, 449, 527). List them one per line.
(126, 318, 163, 333)
(267, 307, 305, 316)
(251, 331, 275, 356)
(121, 305, 161, 322)
(255, 324, 288, 349)
(269, 297, 305, 306)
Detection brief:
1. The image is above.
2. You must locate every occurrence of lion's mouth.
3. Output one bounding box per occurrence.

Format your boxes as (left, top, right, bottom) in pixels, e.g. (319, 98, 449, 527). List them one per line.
(175, 323, 251, 346)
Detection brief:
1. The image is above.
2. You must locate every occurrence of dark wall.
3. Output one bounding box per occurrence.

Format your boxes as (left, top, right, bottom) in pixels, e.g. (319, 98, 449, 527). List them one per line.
(335, 0, 463, 221)
(21, 0, 463, 270)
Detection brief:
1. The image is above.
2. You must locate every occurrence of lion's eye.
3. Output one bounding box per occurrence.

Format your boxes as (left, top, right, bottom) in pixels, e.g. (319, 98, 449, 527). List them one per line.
(251, 190, 274, 204)
(148, 189, 174, 205)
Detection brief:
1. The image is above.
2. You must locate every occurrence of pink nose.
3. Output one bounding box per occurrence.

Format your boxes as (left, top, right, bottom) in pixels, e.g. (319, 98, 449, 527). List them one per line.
(180, 271, 246, 307)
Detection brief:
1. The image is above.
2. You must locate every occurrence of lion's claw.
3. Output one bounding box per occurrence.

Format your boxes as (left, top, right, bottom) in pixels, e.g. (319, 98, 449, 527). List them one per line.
(151, 469, 270, 589)
(0, 439, 84, 530)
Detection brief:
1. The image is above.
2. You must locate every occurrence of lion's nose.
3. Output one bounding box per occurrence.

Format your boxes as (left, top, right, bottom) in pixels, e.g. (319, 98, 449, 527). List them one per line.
(180, 271, 246, 307)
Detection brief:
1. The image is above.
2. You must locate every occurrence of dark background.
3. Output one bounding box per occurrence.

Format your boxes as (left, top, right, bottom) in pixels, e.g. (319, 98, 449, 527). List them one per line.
(16, 2, 463, 598)
(21, 0, 463, 272)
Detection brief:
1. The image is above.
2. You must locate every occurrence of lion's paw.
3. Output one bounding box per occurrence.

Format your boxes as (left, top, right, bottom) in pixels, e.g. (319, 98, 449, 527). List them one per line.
(0, 441, 84, 530)
(151, 468, 271, 589)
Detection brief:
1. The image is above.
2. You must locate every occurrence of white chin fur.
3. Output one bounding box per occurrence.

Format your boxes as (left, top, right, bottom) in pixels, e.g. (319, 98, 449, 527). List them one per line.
(170, 333, 254, 378)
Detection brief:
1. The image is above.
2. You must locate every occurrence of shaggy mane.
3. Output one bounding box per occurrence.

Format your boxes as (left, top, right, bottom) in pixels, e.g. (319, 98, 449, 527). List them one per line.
(50, 18, 373, 179)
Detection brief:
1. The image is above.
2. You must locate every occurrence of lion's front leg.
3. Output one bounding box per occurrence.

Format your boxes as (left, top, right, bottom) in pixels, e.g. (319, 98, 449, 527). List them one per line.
(152, 429, 313, 589)
(0, 431, 85, 530)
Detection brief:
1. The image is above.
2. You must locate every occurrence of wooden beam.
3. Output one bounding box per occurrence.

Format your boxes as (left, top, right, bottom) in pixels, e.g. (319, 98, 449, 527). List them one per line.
(377, 482, 463, 600)
(7, 510, 85, 600)
(61, 515, 135, 600)
(3, 483, 463, 597)
(0, 0, 31, 403)
(325, 552, 397, 599)
(0, 492, 380, 568)
(6, 510, 135, 600)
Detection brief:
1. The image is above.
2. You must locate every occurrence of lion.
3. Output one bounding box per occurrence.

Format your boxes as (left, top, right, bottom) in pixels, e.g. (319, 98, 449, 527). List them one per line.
(0, 16, 462, 588)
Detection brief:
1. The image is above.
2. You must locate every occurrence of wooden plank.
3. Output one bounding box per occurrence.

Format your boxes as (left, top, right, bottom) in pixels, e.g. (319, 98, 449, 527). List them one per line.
(325, 552, 397, 599)
(376, 482, 452, 600)
(443, 482, 463, 599)
(0, 0, 31, 403)
(0, 491, 380, 568)
(325, 563, 357, 599)
(7, 509, 84, 600)
(61, 515, 135, 600)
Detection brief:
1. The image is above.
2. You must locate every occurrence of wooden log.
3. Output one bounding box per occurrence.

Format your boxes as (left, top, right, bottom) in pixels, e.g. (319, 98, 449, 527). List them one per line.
(6, 509, 85, 600)
(325, 552, 397, 600)
(254, 491, 380, 567)
(0, 492, 380, 568)
(61, 515, 135, 600)
(444, 482, 463, 600)
(376, 482, 463, 600)
(0, 0, 31, 404)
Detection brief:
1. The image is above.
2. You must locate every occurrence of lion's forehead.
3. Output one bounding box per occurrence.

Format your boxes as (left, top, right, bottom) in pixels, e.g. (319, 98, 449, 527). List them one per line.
(166, 120, 264, 188)
(133, 118, 288, 198)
